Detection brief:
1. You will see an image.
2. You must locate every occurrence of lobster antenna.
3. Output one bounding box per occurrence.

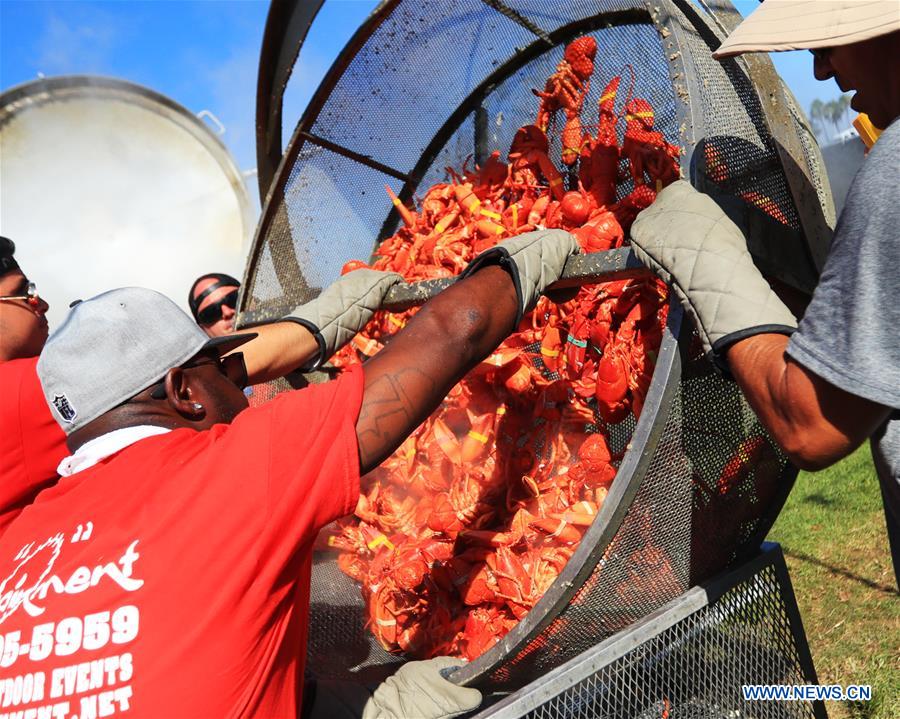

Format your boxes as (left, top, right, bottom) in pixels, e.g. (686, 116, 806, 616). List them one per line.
(620, 64, 637, 118)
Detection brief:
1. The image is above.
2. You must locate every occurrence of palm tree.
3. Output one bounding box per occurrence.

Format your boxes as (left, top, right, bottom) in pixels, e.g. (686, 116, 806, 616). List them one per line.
(836, 93, 852, 127)
(809, 99, 827, 140)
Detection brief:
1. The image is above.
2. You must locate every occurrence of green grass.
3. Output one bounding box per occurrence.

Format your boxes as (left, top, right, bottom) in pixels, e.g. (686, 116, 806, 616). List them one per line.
(767, 445, 899, 718)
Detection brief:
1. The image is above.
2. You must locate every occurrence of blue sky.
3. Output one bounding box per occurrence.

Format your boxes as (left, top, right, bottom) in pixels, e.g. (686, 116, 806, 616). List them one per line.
(0, 0, 380, 175)
(1, 0, 845, 178)
(0, 0, 847, 326)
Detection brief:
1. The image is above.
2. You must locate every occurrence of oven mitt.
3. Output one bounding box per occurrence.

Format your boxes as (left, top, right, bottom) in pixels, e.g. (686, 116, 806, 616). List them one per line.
(460, 229, 580, 324)
(630, 180, 797, 372)
(287, 269, 403, 370)
(362, 657, 482, 719)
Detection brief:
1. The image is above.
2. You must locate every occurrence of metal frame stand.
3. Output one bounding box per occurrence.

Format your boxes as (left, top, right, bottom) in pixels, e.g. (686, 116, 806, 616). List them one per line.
(475, 542, 826, 719)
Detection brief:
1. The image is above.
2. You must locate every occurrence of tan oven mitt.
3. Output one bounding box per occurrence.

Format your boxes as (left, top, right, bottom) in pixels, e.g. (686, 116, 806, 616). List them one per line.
(288, 268, 403, 370)
(459, 229, 580, 323)
(630, 180, 797, 371)
(361, 657, 482, 719)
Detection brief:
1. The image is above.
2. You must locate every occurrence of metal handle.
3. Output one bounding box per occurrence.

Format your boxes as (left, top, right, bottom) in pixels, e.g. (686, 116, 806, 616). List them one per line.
(236, 247, 649, 326)
(379, 247, 647, 312)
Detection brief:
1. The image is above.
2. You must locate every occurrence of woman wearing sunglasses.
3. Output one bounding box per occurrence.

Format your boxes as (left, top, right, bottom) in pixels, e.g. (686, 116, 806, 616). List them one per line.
(0, 237, 50, 360)
(0, 237, 61, 538)
(188, 271, 241, 337)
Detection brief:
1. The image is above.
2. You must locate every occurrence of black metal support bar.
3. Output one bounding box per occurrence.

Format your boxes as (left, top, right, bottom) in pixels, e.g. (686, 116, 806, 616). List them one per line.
(299, 130, 413, 182)
(255, 0, 325, 202)
(238, 248, 647, 325)
(768, 542, 829, 719)
(380, 247, 647, 312)
(474, 102, 490, 168)
(479, 0, 554, 46)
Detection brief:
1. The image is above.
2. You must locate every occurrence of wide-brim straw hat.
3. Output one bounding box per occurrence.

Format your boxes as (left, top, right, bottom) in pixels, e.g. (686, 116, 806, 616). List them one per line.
(713, 0, 900, 59)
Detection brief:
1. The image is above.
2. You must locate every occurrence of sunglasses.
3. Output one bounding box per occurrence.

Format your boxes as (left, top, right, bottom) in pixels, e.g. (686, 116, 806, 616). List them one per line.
(809, 47, 831, 62)
(148, 351, 248, 400)
(0, 281, 40, 307)
(196, 289, 238, 326)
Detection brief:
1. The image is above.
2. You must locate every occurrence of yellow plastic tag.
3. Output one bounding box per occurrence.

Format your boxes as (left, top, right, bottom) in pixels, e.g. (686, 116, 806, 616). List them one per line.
(853, 113, 882, 150)
(367, 534, 395, 551)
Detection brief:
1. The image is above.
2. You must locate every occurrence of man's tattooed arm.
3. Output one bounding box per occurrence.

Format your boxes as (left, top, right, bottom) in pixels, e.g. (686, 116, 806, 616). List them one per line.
(355, 265, 518, 475)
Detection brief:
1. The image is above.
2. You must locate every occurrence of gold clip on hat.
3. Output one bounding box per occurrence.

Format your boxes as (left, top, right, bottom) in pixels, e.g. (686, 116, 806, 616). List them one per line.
(713, 0, 900, 59)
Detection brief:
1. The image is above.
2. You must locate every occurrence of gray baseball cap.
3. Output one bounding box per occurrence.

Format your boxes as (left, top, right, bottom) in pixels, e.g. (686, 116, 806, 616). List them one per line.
(37, 287, 256, 434)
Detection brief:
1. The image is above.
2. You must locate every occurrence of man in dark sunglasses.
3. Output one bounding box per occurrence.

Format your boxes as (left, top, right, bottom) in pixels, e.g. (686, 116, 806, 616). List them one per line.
(188, 272, 241, 337)
(5, 229, 577, 718)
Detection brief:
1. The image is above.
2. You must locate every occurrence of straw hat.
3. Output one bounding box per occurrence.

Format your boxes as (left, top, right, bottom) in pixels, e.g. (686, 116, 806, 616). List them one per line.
(713, 0, 900, 58)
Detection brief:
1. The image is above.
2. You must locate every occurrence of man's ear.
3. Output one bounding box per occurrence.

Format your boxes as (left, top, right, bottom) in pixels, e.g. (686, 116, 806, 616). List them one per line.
(164, 368, 205, 419)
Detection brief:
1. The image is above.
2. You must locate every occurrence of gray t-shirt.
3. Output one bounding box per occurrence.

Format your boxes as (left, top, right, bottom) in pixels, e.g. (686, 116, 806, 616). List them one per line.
(787, 117, 900, 584)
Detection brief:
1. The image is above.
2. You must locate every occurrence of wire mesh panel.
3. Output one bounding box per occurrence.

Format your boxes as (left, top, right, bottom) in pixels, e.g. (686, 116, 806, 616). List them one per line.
(465, 321, 795, 690)
(476, 544, 825, 719)
(244, 0, 831, 691)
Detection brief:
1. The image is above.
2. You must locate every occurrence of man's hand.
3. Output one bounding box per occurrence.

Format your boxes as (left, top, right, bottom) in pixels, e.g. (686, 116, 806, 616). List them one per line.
(289, 269, 403, 370)
(460, 228, 581, 323)
(631, 181, 891, 469)
(630, 180, 796, 371)
(362, 657, 482, 719)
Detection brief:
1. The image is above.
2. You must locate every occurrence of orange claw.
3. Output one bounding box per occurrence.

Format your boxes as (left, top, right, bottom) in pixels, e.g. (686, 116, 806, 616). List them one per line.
(341, 259, 371, 274)
(540, 322, 564, 374)
(530, 516, 583, 544)
(385, 185, 418, 229)
(432, 417, 462, 465)
(460, 411, 496, 464)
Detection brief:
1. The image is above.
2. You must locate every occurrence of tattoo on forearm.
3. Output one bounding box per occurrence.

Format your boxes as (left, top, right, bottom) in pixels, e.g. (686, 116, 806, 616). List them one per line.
(357, 366, 438, 464)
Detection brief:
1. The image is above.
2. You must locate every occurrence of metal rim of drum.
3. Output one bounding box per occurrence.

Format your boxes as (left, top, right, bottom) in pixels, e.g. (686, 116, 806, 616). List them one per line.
(248, 0, 808, 686)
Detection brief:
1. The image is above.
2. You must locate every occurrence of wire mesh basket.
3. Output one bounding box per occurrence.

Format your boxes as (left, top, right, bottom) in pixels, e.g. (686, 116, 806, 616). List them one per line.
(473, 543, 826, 718)
(241, 0, 833, 691)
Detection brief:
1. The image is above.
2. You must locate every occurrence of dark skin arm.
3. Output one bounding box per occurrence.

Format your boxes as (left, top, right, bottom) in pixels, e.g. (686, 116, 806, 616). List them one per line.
(228, 322, 319, 385)
(727, 334, 891, 471)
(355, 265, 518, 474)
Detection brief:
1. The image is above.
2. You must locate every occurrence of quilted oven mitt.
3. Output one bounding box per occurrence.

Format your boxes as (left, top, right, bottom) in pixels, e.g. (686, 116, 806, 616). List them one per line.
(362, 657, 482, 719)
(630, 180, 797, 371)
(460, 228, 581, 324)
(288, 268, 402, 370)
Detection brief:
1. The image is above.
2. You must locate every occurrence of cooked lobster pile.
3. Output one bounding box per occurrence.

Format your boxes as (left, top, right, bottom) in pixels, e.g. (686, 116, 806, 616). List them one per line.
(321, 36, 683, 660)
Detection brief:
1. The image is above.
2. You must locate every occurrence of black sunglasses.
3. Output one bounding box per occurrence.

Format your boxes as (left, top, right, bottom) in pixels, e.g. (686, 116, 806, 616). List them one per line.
(0, 280, 41, 307)
(809, 47, 831, 62)
(196, 289, 238, 325)
(149, 351, 248, 400)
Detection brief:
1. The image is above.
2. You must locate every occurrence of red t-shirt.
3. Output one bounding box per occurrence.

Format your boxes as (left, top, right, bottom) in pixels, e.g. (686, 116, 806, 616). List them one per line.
(0, 366, 363, 718)
(0, 357, 67, 536)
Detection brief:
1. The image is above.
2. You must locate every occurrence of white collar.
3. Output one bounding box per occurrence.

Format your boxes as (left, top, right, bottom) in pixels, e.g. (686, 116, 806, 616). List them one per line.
(58, 425, 172, 477)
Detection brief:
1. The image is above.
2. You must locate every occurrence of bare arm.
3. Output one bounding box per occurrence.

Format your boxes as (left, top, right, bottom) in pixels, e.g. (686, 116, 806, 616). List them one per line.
(228, 322, 320, 385)
(727, 334, 891, 470)
(355, 265, 518, 474)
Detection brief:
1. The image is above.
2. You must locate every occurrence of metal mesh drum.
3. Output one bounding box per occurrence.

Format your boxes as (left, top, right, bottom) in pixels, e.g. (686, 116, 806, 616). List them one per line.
(241, 0, 833, 691)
